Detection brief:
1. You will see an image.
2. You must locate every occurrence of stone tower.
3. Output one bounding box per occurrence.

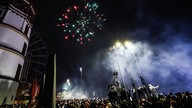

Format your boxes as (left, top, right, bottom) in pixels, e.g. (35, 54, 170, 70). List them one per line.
(0, 0, 35, 105)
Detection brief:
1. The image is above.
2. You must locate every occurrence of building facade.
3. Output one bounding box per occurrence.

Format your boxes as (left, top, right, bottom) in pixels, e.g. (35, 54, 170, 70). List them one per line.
(0, 0, 35, 105)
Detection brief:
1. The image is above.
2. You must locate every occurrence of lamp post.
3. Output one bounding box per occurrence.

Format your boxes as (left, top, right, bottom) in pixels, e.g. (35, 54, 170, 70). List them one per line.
(124, 41, 151, 98)
(115, 41, 140, 100)
(112, 41, 134, 101)
(113, 43, 125, 89)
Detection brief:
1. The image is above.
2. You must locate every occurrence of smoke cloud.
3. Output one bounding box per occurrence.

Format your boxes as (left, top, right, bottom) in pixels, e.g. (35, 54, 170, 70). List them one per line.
(103, 38, 192, 93)
(57, 87, 88, 100)
(83, 22, 192, 95)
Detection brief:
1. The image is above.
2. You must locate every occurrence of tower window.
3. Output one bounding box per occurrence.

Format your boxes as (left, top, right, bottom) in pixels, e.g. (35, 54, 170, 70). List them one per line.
(22, 42, 27, 56)
(12, 0, 28, 13)
(0, 9, 4, 18)
(24, 25, 29, 35)
(11, 95, 14, 101)
(15, 64, 22, 80)
(0, 9, 3, 15)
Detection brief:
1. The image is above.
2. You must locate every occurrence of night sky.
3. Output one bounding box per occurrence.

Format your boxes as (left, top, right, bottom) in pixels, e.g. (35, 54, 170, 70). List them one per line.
(32, 0, 192, 95)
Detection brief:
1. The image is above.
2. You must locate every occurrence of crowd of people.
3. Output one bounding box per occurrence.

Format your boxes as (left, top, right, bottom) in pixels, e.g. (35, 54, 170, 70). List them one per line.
(56, 91, 192, 108)
(0, 91, 191, 108)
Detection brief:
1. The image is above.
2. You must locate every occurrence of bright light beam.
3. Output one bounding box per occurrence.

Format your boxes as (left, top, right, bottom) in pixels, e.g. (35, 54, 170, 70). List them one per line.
(113, 41, 126, 89)
(115, 41, 122, 48)
(124, 41, 144, 80)
(124, 41, 135, 51)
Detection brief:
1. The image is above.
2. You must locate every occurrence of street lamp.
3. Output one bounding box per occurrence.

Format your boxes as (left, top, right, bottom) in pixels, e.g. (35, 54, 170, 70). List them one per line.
(124, 40, 151, 98)
(124, 41, 143, 80)
(115, 41, 122, 48)
(113, 41, 136, 101)
(113, 42, 125, 88)
(115, 41, 136, 87)
(124, 41, 135, 50)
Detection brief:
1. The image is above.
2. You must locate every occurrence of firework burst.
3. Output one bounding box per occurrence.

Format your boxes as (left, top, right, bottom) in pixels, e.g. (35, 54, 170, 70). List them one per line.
(57, 0, 106, 45)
